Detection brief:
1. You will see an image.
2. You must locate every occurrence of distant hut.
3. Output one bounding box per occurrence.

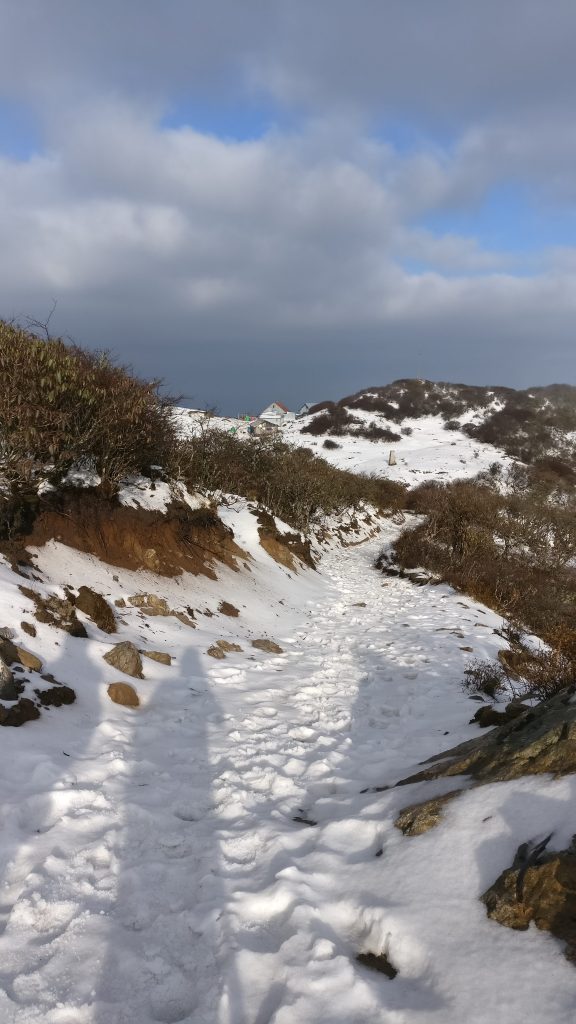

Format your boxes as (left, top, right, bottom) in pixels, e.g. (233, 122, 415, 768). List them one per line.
(259, 401, 293, 426)
(388, 450, 397, 466)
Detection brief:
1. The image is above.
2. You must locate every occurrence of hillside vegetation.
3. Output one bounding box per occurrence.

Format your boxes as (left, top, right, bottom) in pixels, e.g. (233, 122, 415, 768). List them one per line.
(0, 322, 404, 539)
(303, 378, 576, 467)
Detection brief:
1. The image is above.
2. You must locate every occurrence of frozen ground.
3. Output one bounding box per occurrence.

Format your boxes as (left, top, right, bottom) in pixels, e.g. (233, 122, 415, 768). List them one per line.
(1, 513, 575, 1023)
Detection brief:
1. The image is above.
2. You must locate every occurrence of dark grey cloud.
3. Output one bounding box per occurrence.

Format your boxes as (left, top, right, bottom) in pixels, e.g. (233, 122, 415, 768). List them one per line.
(1, 1, 575, 411)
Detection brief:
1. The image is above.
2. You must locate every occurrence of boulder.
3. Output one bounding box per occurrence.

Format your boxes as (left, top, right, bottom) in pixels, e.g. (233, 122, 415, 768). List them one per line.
(103, 641, 143, 679)
(251, 638, 284, 654)
(15, 647, 42, 672)
(482, 839, 576, 961)
(20, 621, 37, 638)
(107, 682, 140, 708)
(75, 586, 117, 633)
(0, 626, 16, 640)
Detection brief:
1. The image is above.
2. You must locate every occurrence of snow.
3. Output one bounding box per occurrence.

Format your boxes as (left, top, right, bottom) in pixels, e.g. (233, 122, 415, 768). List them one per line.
(283, 413, 514, 485)
(1, 505, 576, 1023)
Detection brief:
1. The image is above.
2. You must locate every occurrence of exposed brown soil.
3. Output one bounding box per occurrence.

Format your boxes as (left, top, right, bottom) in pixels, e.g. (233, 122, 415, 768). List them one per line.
(23, 491, 248, 578)
(257, 511, 315, 571)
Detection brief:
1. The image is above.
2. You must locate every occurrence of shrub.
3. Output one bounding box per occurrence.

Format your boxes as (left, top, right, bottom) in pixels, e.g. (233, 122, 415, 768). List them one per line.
(323, 439, 341, 450)
(0, 320, 175, 496)
(175, 427, 406, 532)
(444, 420, 461, 431)
(462, 659, 507, 699)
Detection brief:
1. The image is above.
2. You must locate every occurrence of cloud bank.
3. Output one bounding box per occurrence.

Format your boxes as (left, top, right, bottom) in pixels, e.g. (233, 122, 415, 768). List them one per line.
(1, 1, 575, 410)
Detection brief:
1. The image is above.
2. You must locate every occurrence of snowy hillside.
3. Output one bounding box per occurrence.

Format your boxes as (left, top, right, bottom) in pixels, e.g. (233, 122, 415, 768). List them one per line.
(173, 405, 514, 487)
(284, 411, 513, 484)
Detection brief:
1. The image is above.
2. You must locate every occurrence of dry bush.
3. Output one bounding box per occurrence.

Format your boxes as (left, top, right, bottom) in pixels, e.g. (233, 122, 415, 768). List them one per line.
(396, 474, 576, 652)
(462, 659, 507, 699)
(175, 428, 405, 532)
(0, 320, 175, 495)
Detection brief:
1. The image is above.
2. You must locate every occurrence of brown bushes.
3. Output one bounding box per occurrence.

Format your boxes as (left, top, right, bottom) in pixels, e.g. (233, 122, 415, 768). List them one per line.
(175, 428, 405, 532)
(396, 475, 576, 649)
(0, 321, 175, 497)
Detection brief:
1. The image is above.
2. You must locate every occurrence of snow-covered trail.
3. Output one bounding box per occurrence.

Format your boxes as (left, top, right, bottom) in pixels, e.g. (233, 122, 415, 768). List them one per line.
(1, 539, 576, 1023)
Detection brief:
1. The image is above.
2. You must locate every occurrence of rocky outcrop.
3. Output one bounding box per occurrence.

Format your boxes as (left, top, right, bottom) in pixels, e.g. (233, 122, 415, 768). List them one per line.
(394, 686, 576, 837)
(482, 836, 576, 962)
(397, 685, 576, 789)
(19, 587, 87, 637)
(103, 641, 143, 679)
(395, 789, 464, 836)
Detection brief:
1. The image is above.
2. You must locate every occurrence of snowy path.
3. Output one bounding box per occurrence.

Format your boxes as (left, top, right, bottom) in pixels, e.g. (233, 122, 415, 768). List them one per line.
(1, 538, 576, 1023)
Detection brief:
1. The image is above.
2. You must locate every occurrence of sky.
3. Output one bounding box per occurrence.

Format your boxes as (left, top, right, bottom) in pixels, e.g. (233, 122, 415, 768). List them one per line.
(1, 0, 576, 413)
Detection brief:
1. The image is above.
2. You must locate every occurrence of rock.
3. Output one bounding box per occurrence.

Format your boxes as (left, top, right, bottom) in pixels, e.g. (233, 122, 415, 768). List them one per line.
(114, 597, 126, 608)
(128, 594, 171, 615)
(15, 647, 42, 672)
(107, 682, 140, 708)
(0, 640, 42, 672)
(141, 650, 172, 666)
(356, 952, 398, 979)
(352, 602, 367, 607)
(207, 645, 226, 659)
(0, 698, 41, 727)
(34, 685, 76, 707)
(460, 646, 474, 652)
(216, 640, 243, 653)
(395, 790, 463, 836)
(251, 638, 284, 654)
(0, 658, 23, 701)
(470, 706, 509, 728)
(397, 684, 576, 790)
(0, 639, 19, 664)
(103, 641, 143, 679)
(21, 621, 37, 638)
(75, 586, 117, 634)
(218, 601, 240, 617)
(19, 587, 87, 638)
(481, 841, 576, 961)
(173, 612, 196, 628)
(0, 626, 16, 640)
